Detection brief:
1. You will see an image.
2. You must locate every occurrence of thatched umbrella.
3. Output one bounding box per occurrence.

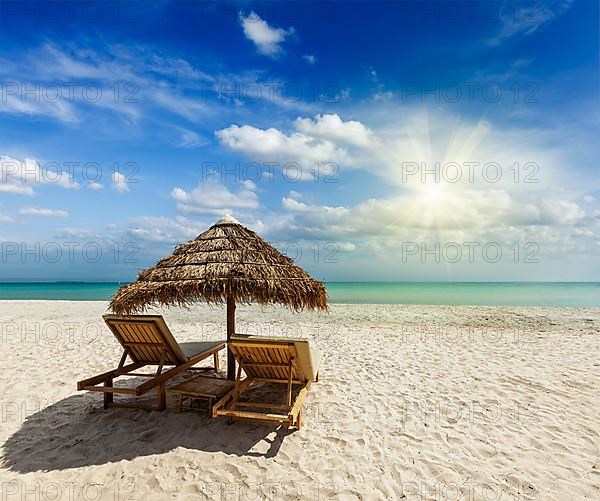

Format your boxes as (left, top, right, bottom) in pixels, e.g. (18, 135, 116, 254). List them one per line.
(109, 215, 328, 379)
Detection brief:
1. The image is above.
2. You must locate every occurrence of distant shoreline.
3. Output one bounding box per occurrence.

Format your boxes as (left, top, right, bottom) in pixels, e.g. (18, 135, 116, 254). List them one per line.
(1, 281, 599, 284)
(0, 282, 598, 307)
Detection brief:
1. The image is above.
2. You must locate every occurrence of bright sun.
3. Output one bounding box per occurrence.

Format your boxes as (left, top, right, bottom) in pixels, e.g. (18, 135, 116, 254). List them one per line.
(421, 182, 446, 206)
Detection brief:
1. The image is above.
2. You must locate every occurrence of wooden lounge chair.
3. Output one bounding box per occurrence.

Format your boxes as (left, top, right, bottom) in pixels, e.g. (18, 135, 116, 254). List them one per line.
(212, 334, 322, 429)
(77, 315, 225, 410)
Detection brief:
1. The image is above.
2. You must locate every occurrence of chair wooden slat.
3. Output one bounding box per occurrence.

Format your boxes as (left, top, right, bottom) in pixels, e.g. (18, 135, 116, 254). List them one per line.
(128, 323, 153, 362)
(137, 322, 165, 362)
(120, 322, 149, 362)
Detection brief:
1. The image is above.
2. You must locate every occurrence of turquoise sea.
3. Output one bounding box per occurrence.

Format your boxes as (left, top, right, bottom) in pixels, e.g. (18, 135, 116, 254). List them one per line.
(0, 282, 599, 307)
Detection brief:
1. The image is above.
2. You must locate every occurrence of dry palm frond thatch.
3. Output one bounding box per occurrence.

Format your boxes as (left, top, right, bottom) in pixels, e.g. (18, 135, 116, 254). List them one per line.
(109, 216, 328, 315)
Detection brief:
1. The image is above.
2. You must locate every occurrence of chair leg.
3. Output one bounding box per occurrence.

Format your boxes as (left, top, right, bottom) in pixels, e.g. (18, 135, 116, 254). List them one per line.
(104, 378, 113, 409)
(287, 360, 293, 408)
(157, 384, 166, 411)
(214, 352, 219, 372)
(233, 363, 243, 401)
(297, 410, 302, 430)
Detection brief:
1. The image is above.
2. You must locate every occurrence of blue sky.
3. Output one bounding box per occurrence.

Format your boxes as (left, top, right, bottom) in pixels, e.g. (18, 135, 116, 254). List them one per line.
(0, 0, 598, 281)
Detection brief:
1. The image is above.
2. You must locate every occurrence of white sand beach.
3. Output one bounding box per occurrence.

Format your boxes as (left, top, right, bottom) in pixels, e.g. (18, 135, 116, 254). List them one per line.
(0, 300, 599, 500)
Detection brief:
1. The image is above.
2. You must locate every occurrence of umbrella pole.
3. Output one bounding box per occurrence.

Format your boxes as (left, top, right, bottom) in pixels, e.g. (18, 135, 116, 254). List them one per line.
(226, 297, 236, 380)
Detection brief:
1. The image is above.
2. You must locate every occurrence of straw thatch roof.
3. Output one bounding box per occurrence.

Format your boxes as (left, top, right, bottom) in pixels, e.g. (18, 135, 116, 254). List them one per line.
(109, 216, 328, 314)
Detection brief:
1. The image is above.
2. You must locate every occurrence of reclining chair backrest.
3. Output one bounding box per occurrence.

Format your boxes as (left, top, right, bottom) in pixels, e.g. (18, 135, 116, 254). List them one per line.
(229, 335, 320, 383)
(103, 314, 187, 365)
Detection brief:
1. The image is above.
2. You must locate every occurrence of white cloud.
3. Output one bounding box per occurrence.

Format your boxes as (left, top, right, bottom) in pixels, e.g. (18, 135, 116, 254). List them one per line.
(88, 182, 103, 190)
(216, 124, 350, 171)
(125, 216, 203, 244)
(239, 11, 294, 57)
(540, 200, 585, 225)
(491, 0, 574, 44)
(171, 181, 259, 215)
(0, 155, 80, 195)
(281, 197, 352, 236)
(216, 114, 378, 176)
(0, 183, 34, 196)
(19, 207, 68, 218)
(338, 242, 357, 252)
(0, 44, 216, 126)
(152, 90, 211, 122)
(303, 54, 317, 64)
(178, 128, 209, 148)
(112, 172, 130, 193)
(0, 214, 14, 223)
(373, 91, 394, 102)
(294, 114, 375, 147)
(0, 44, 140, 123)
(279, 188, 592, 244)
(54, 227, 98, 239)
(0, 90, 78, 123)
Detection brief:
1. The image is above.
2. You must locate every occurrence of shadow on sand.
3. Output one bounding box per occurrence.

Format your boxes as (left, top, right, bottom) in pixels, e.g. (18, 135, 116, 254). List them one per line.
(1, 390, 293, 473)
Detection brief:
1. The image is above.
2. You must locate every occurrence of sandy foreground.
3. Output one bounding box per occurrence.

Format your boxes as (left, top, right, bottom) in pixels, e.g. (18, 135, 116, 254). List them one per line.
(0, 301, 598, 500)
